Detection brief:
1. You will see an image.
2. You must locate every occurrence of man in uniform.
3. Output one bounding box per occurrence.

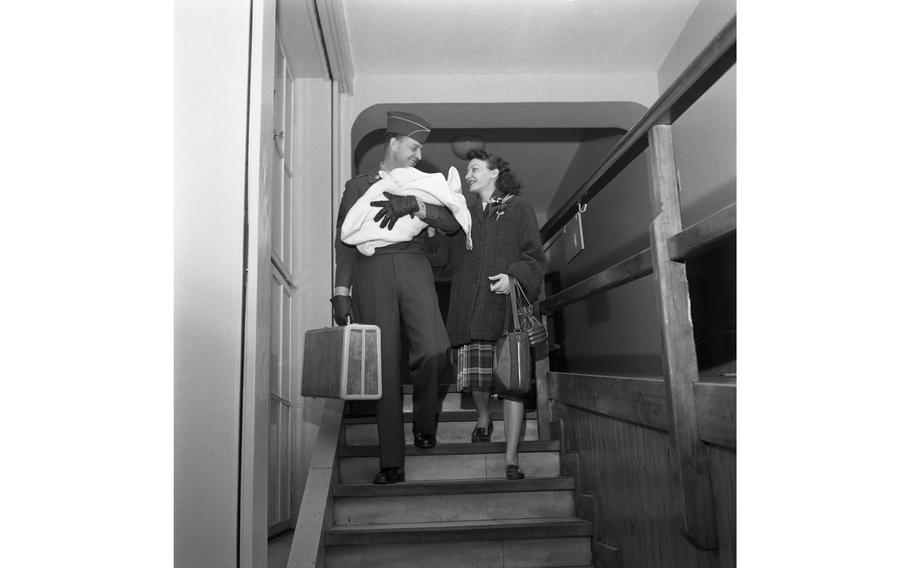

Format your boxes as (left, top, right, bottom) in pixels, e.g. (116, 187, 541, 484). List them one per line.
(331, 111, 457, 484)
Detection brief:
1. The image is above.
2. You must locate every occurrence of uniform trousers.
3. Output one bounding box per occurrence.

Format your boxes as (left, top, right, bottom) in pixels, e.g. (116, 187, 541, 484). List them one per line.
(353, 250, 448, 468)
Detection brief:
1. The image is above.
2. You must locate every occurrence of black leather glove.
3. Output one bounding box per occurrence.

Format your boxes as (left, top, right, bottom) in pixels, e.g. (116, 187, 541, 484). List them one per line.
(330, 295, 354, 326)
(370, 192, 420, 230)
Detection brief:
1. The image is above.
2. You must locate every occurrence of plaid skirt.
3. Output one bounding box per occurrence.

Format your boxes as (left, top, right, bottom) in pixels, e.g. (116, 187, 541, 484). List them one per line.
(455, 342, 495, 392)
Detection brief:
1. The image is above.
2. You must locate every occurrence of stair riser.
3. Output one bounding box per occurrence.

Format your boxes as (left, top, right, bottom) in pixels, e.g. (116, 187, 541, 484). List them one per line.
(334, 490, 575, 525)
(339, 452, 560, 483)
(325, 537, 592, 568)
(402, 391, 471, 412)
(350, 394, 516, 417)
(345, 419, 539, 446)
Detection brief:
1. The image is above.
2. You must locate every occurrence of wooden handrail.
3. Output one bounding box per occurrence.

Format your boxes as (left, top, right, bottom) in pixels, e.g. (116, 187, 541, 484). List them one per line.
(286, 398, 344, 568)
(540, 249, 652, 314)
(540, 16, 736, 242)
(539, 202, 735, 314)
(667, 203, 736, 261)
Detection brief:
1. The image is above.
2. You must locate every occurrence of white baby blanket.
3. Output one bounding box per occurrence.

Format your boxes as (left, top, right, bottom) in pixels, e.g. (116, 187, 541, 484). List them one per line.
(340, 166, 473, 256)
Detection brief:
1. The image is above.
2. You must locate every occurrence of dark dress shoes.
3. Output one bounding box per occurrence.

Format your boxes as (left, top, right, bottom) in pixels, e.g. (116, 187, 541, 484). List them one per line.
(505, 464, 525, 480)
(373, 466, 405, 484)
(471, 421, 493, 443)
(413, 431, 437, 449)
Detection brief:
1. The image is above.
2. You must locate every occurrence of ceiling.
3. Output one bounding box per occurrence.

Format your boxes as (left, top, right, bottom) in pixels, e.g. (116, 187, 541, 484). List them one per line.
(343, 0, 701, 76)
(283, 0, 702, 222)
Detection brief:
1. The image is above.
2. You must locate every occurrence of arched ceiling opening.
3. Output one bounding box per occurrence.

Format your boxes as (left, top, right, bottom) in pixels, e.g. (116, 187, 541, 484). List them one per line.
(351, 102, 646, 222)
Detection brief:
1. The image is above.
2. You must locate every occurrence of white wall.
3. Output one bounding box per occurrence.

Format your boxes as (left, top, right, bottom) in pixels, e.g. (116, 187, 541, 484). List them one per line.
(336, 72, 659, 219)
(545, 0, 736, 377)
(546, 139, 664, 375)
(174, 0, 251, 565)
(289, 77, 335, 522)
(659, 0, 737, 226)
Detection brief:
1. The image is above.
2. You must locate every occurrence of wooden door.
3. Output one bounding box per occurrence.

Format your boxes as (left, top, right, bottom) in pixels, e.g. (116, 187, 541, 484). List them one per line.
(268, 35, 296, 536)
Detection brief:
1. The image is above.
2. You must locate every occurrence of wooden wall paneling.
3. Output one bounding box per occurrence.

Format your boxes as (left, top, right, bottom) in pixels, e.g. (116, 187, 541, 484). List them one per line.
(646, 124, 718, 550)
(594, 542, 622, 568)
(535, 346, 555, 440)
(560, 404, 701, 568)
(548, 372, 668, 431)
(706, 445, 736, 568)
(694, 381, 736, 449)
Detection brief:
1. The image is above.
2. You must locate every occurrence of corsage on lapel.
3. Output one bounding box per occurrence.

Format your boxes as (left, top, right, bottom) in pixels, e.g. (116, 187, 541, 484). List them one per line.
(488, 193, 513, 221)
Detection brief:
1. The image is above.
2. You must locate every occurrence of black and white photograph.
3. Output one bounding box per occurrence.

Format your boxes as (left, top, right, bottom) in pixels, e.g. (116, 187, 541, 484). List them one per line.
(6, 1, 910, 567)
(176, 1, 737, 565)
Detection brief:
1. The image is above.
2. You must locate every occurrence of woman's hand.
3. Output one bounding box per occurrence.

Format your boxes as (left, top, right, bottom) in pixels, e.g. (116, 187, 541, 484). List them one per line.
(488, 273, 513, 295)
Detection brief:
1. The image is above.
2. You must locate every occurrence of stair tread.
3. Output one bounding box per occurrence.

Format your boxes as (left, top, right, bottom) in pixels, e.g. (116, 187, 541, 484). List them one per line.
(339, 439, 559, 458)
(344, 409, 538, 425)
(400, 383, 459, 394)
(333, 475, 575, 497)
(325, 516, 592, 545)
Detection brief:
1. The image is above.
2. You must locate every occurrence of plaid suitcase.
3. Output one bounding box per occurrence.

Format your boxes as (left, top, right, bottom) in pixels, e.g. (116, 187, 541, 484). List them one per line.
(301, 324, 382, 400)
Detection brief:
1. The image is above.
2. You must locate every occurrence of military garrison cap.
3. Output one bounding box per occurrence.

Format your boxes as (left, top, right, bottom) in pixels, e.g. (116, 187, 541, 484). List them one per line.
(387, 111, 431, 144)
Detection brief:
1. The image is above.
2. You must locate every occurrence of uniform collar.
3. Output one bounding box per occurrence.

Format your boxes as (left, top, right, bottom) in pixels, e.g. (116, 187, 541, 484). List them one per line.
(366, 167, 383, 182)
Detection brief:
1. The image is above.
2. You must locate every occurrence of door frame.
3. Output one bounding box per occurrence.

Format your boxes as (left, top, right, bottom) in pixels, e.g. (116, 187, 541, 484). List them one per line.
(239, 0, 277, 565)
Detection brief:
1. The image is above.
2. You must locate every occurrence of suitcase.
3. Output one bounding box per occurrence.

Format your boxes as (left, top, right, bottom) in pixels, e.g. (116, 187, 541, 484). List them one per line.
(301, 324, 382, 400)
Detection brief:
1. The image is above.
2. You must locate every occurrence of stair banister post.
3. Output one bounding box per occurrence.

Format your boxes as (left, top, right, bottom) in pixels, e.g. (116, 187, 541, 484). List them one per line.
(645, 124, 719, 550)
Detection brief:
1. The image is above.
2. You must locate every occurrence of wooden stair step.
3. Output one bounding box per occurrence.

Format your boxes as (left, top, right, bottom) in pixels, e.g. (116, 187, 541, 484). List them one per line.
(325, 536, 593, 568)
(334, 489, 575, 525)
(400, 383, 460, 394)
(325, 517, 593, 546)
(343, 409, 538, 425)
(339, 451, 560, 483)
(402, 391, 470, 412)
(333, 476, 574, 497)
(339, 439, 559, 458)
(344, 418, 539, 445)
(345, 384, 460, 416)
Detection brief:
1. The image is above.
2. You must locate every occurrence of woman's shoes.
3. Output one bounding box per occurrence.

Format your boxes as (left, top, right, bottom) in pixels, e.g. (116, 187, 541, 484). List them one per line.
(471, 421, 493, 443)
(505, 464, 525, 480)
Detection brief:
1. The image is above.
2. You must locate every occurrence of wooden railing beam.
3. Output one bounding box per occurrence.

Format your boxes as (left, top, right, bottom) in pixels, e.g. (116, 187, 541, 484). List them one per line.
(286, 398, 344, 568)
(667, 203, 736, 262)
(540, 16, 736, 242)
(539, 249, 653, 315)
(646, 124, 718, 550)
(546, 371, 735, 447)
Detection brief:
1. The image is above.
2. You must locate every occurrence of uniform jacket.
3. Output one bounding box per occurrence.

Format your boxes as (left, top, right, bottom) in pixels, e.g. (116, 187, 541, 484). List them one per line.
(335, 168, 461, 290)
(340, 166, 472, 256)
(446, 192, 545, 346)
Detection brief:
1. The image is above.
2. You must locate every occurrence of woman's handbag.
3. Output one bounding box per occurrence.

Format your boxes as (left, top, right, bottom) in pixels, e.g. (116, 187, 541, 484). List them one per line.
(493, 277, 542, 395)
(513, 278, 548, 347)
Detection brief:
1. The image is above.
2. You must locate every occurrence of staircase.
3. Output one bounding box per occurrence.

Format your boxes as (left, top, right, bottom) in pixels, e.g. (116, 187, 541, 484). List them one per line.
(323, 385, 593, 567)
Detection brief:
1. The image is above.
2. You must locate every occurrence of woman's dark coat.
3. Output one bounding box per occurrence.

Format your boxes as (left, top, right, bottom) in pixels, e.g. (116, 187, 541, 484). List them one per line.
(445, 192, 545, 347)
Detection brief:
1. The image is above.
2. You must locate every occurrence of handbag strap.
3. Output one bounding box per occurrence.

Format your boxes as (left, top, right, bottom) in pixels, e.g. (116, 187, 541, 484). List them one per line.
(513, 278, 533, 310)
(502, 276, 521, 332)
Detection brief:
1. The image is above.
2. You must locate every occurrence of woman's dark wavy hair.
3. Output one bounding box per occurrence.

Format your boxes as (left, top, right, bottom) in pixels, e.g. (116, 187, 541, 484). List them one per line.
(466, 148, 523, 195)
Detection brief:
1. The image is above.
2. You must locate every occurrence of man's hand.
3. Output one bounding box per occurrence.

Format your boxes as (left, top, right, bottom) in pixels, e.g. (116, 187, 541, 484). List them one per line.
(370, 192, 420, 230)
(330, 295, 354, 326)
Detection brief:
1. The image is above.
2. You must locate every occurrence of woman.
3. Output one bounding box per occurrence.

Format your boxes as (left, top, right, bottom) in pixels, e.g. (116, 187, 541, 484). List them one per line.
(446, 148, 545, 480)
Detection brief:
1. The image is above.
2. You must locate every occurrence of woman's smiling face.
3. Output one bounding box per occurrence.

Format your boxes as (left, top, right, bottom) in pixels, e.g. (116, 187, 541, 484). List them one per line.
(465, 158, 498, 194)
